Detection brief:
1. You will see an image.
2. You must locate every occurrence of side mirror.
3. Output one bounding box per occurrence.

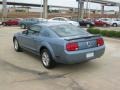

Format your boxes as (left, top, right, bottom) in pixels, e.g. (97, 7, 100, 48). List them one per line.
(22, 30, 28, 34)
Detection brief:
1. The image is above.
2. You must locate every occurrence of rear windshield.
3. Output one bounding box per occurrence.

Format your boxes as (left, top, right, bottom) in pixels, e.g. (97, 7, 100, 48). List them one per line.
(49, 24, 88, 37)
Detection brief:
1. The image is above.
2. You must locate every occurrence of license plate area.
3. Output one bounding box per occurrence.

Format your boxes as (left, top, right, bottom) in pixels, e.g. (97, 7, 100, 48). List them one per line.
(86, 52, 94, 58)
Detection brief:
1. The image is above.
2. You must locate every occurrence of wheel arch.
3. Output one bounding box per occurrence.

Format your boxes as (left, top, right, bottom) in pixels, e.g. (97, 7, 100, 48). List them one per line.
(112, 23, 117, 27)
(39, 44, 56, 60)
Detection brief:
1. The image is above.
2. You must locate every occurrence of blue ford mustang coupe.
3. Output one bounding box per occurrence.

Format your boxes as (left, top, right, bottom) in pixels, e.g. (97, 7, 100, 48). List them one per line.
(13, 22, 105, 69)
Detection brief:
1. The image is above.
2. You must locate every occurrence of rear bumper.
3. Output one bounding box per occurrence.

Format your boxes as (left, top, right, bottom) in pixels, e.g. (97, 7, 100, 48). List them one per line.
(55, 46, 105, 64)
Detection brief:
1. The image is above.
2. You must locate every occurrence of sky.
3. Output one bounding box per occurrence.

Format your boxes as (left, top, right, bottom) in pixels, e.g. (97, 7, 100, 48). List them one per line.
(0, 0, 120, 11)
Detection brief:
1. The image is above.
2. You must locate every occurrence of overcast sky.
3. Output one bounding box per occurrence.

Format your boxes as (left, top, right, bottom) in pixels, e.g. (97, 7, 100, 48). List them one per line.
(0, 0, 120, 11)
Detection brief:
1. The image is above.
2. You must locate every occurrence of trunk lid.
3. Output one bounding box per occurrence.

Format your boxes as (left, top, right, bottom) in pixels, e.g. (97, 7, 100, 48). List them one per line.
(63, 34, 101, 50)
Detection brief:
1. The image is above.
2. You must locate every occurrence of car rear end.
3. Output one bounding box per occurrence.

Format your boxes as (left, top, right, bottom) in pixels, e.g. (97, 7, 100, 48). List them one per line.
(60, 35, 105, 64)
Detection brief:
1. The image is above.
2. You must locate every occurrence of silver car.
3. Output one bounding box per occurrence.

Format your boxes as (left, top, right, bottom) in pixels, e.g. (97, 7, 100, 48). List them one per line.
(13, 23, 105, 69)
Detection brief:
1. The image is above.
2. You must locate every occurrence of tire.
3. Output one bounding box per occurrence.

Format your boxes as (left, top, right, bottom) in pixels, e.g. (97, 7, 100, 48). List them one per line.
(112, 23, 117, 27)
(41, 49, 56, 69)
(21, 24, 26, 29)
(86, 24, 90, 28)
(13, 39, 22, 52)
(2, 23, 6, 26)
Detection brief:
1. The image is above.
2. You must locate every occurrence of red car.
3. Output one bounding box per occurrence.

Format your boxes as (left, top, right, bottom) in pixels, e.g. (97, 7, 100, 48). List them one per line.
(94, 19, 110, 27)
(2, 19, 20, 26)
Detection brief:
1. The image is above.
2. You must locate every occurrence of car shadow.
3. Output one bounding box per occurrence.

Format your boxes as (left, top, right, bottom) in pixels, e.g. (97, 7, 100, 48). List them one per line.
(22, 50, 102, 73)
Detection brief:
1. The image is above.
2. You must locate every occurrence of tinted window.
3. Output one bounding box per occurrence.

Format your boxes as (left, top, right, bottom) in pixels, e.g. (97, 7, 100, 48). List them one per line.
(50, 24, 88, 37)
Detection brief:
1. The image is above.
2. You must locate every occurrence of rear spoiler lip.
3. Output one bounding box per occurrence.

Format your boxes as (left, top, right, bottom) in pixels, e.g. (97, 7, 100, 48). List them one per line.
(64, 34, 101, 41)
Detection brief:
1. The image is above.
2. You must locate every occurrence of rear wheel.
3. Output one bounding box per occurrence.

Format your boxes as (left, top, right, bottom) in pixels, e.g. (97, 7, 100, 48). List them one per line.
(41, 49, 56, 69)
(3, 23, 6, 26)
(112, 23, 117, 27)
(13, 39, 22, 52)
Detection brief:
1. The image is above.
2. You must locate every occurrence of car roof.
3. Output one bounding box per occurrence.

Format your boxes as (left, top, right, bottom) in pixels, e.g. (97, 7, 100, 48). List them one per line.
(35, 22, 69, 27)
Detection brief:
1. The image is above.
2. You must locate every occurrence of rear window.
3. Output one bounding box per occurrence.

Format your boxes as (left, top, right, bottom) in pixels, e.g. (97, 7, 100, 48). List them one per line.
(49, 24, 88, 37)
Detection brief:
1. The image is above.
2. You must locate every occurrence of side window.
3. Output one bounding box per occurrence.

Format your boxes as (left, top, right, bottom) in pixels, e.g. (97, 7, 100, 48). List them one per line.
(28, 26, 41, 35)
(59, 18, 65, 21)
(53, 18, 59, 21)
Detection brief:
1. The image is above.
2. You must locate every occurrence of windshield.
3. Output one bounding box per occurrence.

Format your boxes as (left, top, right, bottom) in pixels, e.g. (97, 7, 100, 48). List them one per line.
(50, 24, 88, 37)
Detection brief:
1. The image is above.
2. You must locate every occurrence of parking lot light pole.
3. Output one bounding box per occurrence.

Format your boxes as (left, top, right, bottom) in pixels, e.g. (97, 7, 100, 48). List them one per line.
(43, 0, 48, 19)
(101, 4, 104, 17)
(2, 0, 7, 21)
(77, 0, 84, 21)
(40, 0, 43, 18)
(80, 0, 84, 19)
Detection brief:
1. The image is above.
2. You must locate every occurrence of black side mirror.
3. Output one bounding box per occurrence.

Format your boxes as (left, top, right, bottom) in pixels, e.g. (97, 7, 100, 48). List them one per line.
(22, 30, 28, 34)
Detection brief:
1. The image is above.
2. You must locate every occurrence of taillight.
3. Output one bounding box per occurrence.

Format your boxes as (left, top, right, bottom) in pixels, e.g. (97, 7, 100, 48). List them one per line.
(66, 42, 79, 51)
(97, 38, 104, 46)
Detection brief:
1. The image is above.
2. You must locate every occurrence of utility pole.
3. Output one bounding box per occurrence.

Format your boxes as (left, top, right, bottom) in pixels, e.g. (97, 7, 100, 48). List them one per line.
(2, 0, 7, 21)
(86, 0, 89, 18)
(43, 0, 48, 19)
(119, 5, 120, 18)
(40, 0, 43, 18)
(101, 4, 104, 17)
(88, 1, 91, 18)
(78, 0, 80, 21)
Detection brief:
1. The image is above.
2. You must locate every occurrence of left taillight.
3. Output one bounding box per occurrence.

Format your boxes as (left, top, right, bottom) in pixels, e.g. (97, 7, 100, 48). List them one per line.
(97, 38, 104, 46)
(66, 42, 79, 51)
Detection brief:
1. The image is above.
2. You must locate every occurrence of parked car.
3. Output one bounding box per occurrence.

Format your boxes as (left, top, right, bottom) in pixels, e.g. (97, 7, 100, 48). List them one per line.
(13, 23, 105, 69)
(79, 19, 95, 27)
(2, 19, 20, 26)
(19, 18, 39, 29)
(0, 21, 2, 25)
(48, 17, 79, 27)
(101, 18, 120, 27)
(37, 18, 47, 22)
(94, 19, 110, 27)
(19, 18, 47, 29)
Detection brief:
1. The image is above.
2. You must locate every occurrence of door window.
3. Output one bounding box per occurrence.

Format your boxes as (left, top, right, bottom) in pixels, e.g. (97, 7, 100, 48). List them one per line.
(59, 18, 66, 21)
(53, 18, 60, 21)
(28, 26, 41, 35)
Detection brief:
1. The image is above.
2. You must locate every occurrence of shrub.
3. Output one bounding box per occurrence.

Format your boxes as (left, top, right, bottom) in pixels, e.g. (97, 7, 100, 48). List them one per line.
(87, 28, 100, 34)
(87, 28, 120, 38)
(100, 30, 108, 36)
(115, 31, 120, 38)
(106, 31, 116, 37)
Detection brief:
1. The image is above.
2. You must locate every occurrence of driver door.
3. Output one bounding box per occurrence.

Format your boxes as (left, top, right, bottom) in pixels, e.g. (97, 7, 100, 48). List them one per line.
(21, 25, 41, 52)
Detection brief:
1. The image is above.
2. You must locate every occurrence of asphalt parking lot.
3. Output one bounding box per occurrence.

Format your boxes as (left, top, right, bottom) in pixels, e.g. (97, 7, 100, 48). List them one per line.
(0, 26, 120, 90)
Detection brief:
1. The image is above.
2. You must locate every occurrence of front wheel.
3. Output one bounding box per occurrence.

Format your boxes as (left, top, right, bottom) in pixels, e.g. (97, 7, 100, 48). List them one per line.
(41, 49, 56, 69)
(13, 39, 22, 52)
(2, 23, 7, 26)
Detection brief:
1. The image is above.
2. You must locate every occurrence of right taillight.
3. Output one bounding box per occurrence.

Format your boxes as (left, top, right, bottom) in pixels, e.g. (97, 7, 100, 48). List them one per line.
(97, 38, 104, 46)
